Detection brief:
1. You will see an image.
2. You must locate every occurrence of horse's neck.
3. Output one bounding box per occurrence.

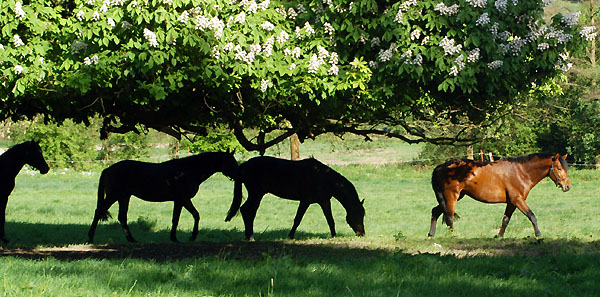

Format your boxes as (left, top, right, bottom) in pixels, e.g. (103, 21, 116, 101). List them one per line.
(521, 158, 552, 187)
(0, 147, 27, 178)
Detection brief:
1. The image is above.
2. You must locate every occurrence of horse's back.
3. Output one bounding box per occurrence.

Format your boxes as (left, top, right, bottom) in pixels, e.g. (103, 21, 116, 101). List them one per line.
(240, 156, 334, 201)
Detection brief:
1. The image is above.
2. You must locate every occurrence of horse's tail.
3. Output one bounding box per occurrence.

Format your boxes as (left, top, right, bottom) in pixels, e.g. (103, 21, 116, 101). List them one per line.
(95, 170, 112, 221)
(432, 167, 458, 227)
(225, 178, 242, 222)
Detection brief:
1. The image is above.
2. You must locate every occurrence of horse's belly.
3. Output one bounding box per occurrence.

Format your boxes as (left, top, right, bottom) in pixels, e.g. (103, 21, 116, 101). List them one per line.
(464, 183, 507, 203)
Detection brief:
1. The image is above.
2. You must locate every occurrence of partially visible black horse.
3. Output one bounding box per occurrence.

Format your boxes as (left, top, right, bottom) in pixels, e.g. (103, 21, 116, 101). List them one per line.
(0, 141, 50, 243)
(225, 156, 365, 241)
(88, 152, 238, 243)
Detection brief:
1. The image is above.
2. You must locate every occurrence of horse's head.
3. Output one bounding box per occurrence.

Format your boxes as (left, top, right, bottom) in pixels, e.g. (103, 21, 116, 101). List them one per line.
(219, 152, 239, 180)
(346, 199, 365, 237)
(549, 153, 570, 192)
(25, 141, 49, 174)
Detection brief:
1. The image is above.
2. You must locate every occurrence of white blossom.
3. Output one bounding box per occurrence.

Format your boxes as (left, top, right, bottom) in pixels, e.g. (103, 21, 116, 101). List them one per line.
(13, 34, 24, 47)
(434, 3, 459, 16)
(439, 37, 462, 56)
(537, 42, 549, 51)
(224, 42, 234, 51)
(91, 11, 100, 21)
(394, 0, 417, 23)
(234, 12, 246, 24)
(276, 31, 289, 44)
(262, 21, 275, 31)
(196, 15, 210, 30)
(324, 22, 334, 35)
(163, 0, 173, 5)
(378, 48, 393, 62)
(328, 64, 339, 75)
(487, 60, 503, 70)
(410, 29, 421, 40)
(297, 4, 306, 14)
(449, 65, 459, 76)
(476, 13, 490, 26)
(291, 47, 301, 58)
(0, 44, 4, 51)
(289, 63, 297, 71)
(495, 0, 507, 13)
(260, 79, 269, 92)
(258, 0, 270, 10)
(39, 57, 44, 64)
(212, 45, 220, 59)
(143, 28, 158, 47)
(15, 2, 26, 20)
(179, 11, 190, 23)
(76, 10, 86, 21)
(562, 12, 581, 27)
(466, 0, 487, 8)
(85, 0, 95, 5)
(317, 46, 329, 60)
(541, 0, 553, 7)
(580, 26, 597, 41)
(14, 65, 24, 74)
(303, 22, 314, 36)
(250, 43, 262, 54)
(107, 18, 116, 28)
(287, 7, 298, 19)
(308, 54, 325, 73)
(421, 36, 430, 45)
(329, 52, 338, 65)
(99, 3, 108, 13)
(371, 37, 381, 48)
(466, 48, 480, 62)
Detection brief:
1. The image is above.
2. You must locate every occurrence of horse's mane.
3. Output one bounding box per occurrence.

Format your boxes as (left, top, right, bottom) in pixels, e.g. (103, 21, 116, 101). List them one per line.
(503, 153, 569, 172)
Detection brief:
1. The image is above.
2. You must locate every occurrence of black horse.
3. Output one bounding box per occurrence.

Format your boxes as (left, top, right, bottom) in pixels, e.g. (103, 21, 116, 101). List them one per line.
(225, 156, 365, 241)
(0, 141, 50, 243)
(88, 152, 238, 243)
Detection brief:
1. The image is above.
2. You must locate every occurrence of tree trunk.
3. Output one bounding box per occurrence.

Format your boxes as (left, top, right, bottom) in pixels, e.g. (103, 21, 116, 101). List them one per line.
(290, 134, 300, 160)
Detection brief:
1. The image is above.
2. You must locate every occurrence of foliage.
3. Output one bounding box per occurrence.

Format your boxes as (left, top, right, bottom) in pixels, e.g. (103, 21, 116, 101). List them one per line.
(0, 0, 592, 152)
(3, 117, 149, 170)
(173, 126, 247, 155)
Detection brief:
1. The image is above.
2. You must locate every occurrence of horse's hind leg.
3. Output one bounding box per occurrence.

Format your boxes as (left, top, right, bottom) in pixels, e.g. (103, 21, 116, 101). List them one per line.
(428, 205, 443, 237)
(240, 192, 264, 241)
(88, 193, 119, 243)
(319, 200, 336, 238)
(288, 201, 310, 239)
(182, 200, 200, 241)
(117, 196, 136, 242)
(496, 203, 517, 238)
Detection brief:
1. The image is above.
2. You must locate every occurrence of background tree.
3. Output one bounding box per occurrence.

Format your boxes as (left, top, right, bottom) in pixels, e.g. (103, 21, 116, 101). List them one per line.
(0, 0, 593, 152)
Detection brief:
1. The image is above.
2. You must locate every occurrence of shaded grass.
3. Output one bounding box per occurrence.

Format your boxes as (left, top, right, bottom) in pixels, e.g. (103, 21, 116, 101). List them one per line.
(1, 165, 599, 296)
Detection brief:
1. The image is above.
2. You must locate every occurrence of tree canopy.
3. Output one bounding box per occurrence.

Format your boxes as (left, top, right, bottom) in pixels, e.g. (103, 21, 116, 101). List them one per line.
(0, 0, 593, 151)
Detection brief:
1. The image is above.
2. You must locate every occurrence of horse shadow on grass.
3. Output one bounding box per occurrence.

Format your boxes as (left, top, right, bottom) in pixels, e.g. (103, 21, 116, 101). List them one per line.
(0, 221, 335, 249)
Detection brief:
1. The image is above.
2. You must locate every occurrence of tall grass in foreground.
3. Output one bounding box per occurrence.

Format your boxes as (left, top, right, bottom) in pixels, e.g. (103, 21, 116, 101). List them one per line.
(0, 165, 599, 296)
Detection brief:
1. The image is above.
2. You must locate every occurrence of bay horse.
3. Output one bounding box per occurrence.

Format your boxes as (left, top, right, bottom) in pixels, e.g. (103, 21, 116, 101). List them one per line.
(0, 141, 50, 243)
(428, 153, 571, 239)
(87, 152, 238, 243)
(224, 156, 365, 241)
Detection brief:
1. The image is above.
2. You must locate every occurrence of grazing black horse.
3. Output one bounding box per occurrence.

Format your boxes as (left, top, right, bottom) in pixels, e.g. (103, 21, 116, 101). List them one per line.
(0, 141, 49, 243)
(225, 156, 365, 241)
(88, 152, 238, 243)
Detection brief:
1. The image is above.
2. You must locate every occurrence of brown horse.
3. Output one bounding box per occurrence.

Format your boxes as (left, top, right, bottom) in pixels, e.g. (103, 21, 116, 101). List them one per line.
(428, 153, 571, 239)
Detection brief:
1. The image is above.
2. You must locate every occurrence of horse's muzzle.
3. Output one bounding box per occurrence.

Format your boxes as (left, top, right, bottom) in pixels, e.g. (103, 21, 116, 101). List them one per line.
(561, 184, 571, 192)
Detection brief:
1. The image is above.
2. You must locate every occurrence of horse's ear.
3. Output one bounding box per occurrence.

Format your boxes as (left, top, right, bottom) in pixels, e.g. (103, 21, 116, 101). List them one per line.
(562, 153, 568, 160)
(360, 199, 365, 204)
(554, 153, 560, 161)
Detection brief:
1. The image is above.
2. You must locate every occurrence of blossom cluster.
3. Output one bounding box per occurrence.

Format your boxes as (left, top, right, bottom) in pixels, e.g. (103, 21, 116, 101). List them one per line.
(13, 35, 24, 47)
(84, 55, 99, 65)
(394, 0, 418, 23)
(466, 0, 487, 8)
(562, 12, 581, 28)
(580, 26, 597, 41)
(434, 3, 459, 16)
(378, 43, 398, 62)
(15, 2, 26, 21)
(143, 28, 158, 47)
(439, 37, 462, 56)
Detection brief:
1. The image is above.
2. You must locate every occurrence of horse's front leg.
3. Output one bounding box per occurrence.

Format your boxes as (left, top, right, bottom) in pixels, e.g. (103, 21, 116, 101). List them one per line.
(117, 196, 136, 242)
(0, 196, 9, 243)
(318, 200, 336, 238)
(182, 200, 200, 241)
(496, 203, 517, 238)
(171, 201, 183, 242)
(514, 199, 542, 239)
(288, 201, 310, 239)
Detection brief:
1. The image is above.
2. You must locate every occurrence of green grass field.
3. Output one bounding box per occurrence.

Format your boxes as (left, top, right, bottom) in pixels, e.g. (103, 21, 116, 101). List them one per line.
(1, 138, 599, 296)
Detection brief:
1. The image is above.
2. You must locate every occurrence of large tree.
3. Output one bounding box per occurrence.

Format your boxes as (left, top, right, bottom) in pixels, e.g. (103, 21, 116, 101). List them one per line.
(0, 0, 593, 151)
